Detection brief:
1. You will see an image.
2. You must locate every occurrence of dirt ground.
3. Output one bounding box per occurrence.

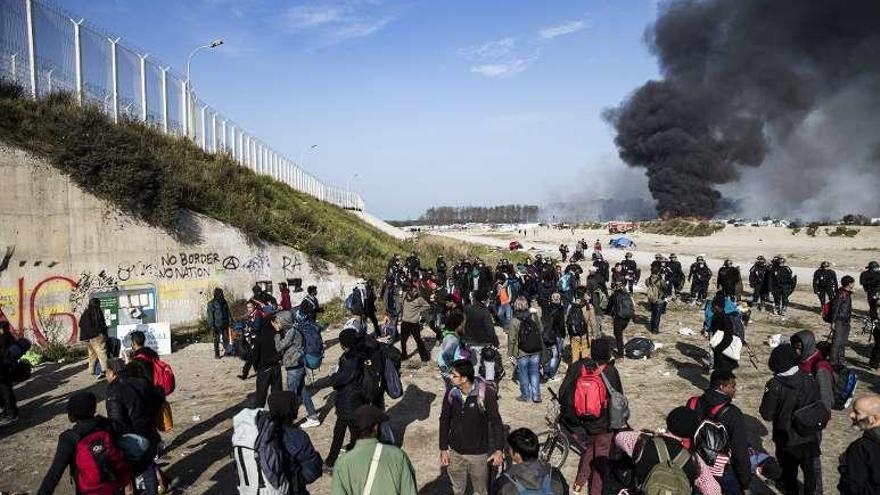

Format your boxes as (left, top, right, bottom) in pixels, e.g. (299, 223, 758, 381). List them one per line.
(1, 228, 878, 494)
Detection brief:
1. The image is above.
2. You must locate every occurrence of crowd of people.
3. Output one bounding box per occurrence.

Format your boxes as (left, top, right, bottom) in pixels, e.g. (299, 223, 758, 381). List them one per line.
(2, 244, 880, 494)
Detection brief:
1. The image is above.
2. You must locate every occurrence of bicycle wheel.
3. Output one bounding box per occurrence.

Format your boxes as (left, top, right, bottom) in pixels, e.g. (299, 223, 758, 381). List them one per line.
(536, 429, 569, 469)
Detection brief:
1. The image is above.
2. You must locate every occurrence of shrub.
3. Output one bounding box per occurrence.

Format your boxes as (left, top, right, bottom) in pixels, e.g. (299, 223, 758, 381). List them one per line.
(639, 219, 725, 237)
(827, 226, 860, 237)
(806, 224, 820, 237)
(840, 214, 873, 226)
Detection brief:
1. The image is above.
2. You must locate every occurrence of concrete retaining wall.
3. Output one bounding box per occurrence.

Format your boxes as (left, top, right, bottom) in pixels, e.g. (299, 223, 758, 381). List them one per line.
(0, 145, 358, 344)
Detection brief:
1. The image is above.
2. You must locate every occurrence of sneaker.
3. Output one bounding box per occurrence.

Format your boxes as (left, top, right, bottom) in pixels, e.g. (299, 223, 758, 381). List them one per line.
(95, 373, 105, 381)
(515, 397, 529, 403)
(300, 417, 321, 429)
(533, 398, 542, 404)
(0, 415, 18, 426)
(237, 374, 247, 380)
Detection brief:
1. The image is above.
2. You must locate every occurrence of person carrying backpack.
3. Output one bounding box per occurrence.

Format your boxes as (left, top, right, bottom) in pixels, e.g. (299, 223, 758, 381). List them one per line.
(542, 293, 566, 381)
(274, 310, 321, 429)
(105, 359, 165, 495)
(437, 310, 469, 391)
(251, 308, 284, 410)
(759, 344, 826, 495)
(439, 359, 505, 495)
(330, 405, 417, 495)
(566, 296, 592, 363)
(206, 288, 231, 359)
(258, 392, 323, 494)
(607, 283, 634, 358)
(79, 297, 110, 380)
(239, 301, 265, 380)
(325, 328, 371, 469)
(688, 369, 752, 494)
(38, 392, 133, 495)
(399, 285, 432, 365)
(462, 292, 500, 383)
(493, 428, 569, 495)
(506, 297, 545, 403)
(791, 330, 835, 411)
(706, 294, 743, 374)
(613, 407, 721, 495)
(559, 339, 624, 495)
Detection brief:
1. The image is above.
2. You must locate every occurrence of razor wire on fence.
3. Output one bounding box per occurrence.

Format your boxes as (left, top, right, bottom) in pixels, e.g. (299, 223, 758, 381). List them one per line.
(0, 0, 365, 211)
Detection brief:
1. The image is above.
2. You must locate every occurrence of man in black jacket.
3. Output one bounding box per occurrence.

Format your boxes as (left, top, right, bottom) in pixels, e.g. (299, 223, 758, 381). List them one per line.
(250, 309, 282, 409)
(838, 394, 880, 495)
(439, 359, 504, 495)
(79, 297, 109, 379)
(0, 321, 19, 425)
(812, 261, 838, 307)
(769, 257, 796, 316)
(749, 256, 771, 311)
(298, 286, 323, 323)
(861, 261, 880, 324)
(325, 328, 369, 468)
(759, 344, 823, 495)
(688, 256, 712, 305)
(463, 293, 500, 382)
(106, 359, 164, 495)
(621, 253, 639, 293)
(38, 392, 132, 495)
(494, 428, 568, 495)
(691, 369, 751, 494)
(717, 259, 742, 300)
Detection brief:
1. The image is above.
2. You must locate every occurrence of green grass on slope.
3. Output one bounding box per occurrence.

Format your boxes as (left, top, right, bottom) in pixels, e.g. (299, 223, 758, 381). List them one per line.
(0, 82, 481, 280)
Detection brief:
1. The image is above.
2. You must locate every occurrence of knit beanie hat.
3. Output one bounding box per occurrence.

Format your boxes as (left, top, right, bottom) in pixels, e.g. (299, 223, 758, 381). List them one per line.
(666, 406, 700, 439)
(67, 391, 97, 420)
(768, 343, 799, 374)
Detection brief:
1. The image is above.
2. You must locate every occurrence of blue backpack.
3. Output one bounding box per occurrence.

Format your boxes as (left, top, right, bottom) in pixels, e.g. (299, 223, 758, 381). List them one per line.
(502, 472, 553, 495)
(832, 365, 858, 410)
(380, 344, 403, 399)
(557, 273, 572, 293)
(299, 321, 324, 370)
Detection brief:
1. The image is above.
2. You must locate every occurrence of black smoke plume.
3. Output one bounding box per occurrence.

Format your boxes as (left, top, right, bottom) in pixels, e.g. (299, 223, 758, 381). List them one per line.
(605, 0, 880, 218)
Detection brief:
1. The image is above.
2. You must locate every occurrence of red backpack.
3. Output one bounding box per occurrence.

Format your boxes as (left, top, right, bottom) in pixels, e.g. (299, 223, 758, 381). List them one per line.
(135, 353, 176, 396)
(573, 364, 608, 419)
(73, 429, 132, 495)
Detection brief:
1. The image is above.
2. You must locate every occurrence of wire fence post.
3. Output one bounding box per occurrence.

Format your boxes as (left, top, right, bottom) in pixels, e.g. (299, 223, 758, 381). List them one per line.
(25, 0, 37, 98)
(72, 19, 83, 104)
(109, 38, 120, 123)
(139, 54, 148, 122)
(200, 105, 206, 149)
(160, 66, 168, 133)
(180, 79, 187, 138)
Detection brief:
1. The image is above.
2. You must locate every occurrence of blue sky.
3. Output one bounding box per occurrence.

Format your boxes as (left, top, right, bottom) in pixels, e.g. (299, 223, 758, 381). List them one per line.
(64, 0, 660, 219)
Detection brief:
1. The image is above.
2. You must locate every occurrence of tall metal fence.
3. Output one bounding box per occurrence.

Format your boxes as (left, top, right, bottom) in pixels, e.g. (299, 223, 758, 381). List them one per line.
(0, 0, 364, 211)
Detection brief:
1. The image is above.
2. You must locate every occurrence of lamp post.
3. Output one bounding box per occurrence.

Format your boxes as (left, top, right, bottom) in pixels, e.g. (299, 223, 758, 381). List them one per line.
(299, 144, 318, 169)
(184, 39, 223, 137)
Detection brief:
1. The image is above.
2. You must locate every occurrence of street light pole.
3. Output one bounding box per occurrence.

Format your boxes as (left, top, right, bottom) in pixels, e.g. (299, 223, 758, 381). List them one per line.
(299, 144, 318, 169)
(184, 39, 223, 138)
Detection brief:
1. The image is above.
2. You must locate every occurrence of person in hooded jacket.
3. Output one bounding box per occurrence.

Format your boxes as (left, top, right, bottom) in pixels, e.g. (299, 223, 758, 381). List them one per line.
(830, 276, 855, 367)
(79, 297, 109, 379)
(206, 288, 231, 359)
(690, 369, 752, 494)
(253, 391, 323, 494)
(707, 294, 741, 373)
(105, 359, 164, 495)
(759, 344, 824, 495)
(860, 261, 880, 324)
(592, 253, 609, 293)
(606, 283, 632, 358)
(494, 428, 568, 495)
(791, 330, 835, 411)
(667, 253, 685, 296)
(645, 267, 670, 334)
(278, 282, 292, 311)
(559, 340, 623, 495)
(275, 310, 320, 428)
(717, 260, 742, 300)
(325, 328, 369, 469)
(239, 301, 264, 380)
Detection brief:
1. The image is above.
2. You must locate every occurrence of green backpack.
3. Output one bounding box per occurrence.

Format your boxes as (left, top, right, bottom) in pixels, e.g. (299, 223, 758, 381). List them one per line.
(641, 437, 692, 495)
(593, 289, 609, 312)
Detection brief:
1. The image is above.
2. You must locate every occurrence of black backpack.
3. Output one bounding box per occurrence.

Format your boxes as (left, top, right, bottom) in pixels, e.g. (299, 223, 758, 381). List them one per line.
(614, 293, 635, 319)
(518, 316, 543, 354)
(359, 357, 383, 404)
(566, 306, 587, 338)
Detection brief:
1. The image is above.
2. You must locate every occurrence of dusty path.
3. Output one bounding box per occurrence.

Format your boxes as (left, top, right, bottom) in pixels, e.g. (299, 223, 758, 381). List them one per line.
(1, 282, 878, 493)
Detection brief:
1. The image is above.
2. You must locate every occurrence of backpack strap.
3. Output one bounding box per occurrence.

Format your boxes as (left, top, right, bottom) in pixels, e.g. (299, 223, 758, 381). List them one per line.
(670, 447, 691, 469)
(653, 437, 671, 464)
(363, 443, 384, 495)
(686, 396, 700, 411)
(708, 401, 730, 419)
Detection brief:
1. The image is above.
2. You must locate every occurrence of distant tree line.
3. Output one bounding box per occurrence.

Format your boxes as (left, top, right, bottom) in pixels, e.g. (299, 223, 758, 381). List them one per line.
(390, 204, 540, 226)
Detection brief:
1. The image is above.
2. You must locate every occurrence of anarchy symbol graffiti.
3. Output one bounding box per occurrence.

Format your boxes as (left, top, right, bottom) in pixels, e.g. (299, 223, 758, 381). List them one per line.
(222, 256, 240, 270)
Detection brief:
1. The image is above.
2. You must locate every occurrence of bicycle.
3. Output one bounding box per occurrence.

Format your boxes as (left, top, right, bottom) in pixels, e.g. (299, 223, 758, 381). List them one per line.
(535, 387, 584, 469)
(854, 315, 878, 342)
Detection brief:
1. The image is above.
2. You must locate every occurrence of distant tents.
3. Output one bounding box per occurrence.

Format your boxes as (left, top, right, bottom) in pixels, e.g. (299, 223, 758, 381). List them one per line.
(609, 237, 636, 249)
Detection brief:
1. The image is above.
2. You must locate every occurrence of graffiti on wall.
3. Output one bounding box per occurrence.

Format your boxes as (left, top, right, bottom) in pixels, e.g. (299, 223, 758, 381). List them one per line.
(0, 248, 310, 343)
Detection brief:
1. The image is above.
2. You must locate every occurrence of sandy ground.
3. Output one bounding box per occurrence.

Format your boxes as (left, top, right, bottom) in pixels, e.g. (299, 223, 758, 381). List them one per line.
(1, 226, 878, 494)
